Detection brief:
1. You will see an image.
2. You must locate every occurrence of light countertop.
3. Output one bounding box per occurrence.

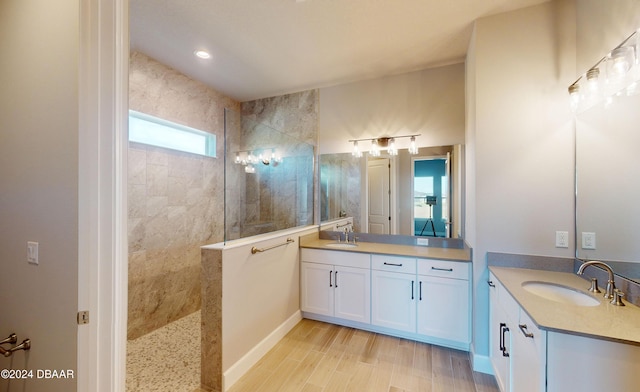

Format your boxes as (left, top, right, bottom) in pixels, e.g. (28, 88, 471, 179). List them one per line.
(490, 266, 640, 346)
(300, 237, 471, 262)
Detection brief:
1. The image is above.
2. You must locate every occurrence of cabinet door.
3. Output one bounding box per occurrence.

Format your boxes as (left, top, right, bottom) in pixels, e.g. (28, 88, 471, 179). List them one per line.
(301, 262, 334, 317)
(371, 270, 416, 332)
(511, 311, 545, 392)
(489, 276, 510, 392)
(334, 265, 371, 323)
(417, 275, 469, 343)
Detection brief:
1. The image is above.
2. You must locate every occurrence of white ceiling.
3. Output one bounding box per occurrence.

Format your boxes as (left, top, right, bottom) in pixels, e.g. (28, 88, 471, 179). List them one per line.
(130, 0, 548, 102)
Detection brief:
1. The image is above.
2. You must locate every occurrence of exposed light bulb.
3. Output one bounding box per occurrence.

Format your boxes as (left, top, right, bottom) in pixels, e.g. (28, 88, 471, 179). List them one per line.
(586, 68, 600, 93)
(408, 136, 418, 155)
(607, 46, 634, 84)
(568, 83, 581, 112)
(235, 152, 241, 164)
(370, 140, 380, 157)
(388, 138, 398, 156)
(352, 141, 362, 158)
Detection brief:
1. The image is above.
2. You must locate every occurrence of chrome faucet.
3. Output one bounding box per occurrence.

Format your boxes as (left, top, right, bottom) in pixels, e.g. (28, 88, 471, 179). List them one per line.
(577, 261, 617, 299)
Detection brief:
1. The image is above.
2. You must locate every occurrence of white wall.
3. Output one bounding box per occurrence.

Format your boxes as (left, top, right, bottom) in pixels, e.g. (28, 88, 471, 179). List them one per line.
(0, 1, 79, 390)
(318, 64, 465, 154)
(576, 0, 640, 71)
(466, 0, 576, 368)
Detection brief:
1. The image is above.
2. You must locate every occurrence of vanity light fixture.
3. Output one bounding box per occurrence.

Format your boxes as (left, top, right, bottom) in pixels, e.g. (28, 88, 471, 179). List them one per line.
(234, 148, 282, 172)
(568, 28, 640, 112)
(348, 134, 421, 158)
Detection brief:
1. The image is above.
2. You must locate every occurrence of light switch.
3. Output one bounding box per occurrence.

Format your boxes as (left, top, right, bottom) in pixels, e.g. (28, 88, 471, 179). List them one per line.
(27, 241, 39, 265)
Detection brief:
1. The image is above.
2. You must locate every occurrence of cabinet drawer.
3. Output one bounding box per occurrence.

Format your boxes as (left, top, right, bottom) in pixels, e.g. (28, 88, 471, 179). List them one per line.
(301, 248, 370, 269)
(417, 259, 469, 280)
(371, 254, 416, 274)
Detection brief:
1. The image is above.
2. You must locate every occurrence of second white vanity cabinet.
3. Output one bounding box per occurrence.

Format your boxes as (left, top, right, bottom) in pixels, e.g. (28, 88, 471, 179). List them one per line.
(489, 268, 640, 392)
(489, 272, 547, 392)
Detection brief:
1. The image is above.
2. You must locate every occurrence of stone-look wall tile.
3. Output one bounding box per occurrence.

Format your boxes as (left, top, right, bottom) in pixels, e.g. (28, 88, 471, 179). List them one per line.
(128, 52, 240, 339)
(201, 249, 222, 391)
(235, 90, 318, 238)
(128, 145, 147, 185)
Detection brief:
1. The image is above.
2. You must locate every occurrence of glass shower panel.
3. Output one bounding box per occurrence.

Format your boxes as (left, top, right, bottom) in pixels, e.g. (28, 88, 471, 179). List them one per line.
(224, 108, 314, 242)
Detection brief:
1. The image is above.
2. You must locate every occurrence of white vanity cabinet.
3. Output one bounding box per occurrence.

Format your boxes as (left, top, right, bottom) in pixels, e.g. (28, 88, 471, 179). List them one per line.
(488, 272, 545, 392)
(300, 249, 371, 324)
(301, 246, 472, 351)
(417, 260, 470, 343)
(371, 255, 417, 332)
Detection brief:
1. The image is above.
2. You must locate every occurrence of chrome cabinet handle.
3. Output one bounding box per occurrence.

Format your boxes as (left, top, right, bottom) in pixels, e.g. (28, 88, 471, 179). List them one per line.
(329, 271, 333, 287)
(501, 324, 510, 357)
(419, 281, 423, 301)
(488, 280, 496, 287)
(519, 324, 534, 338)
(431, 266, 453, 272)
(411, 281, 414, 300)
(335, 271, 338, 288)
(384, 262, 403, 267)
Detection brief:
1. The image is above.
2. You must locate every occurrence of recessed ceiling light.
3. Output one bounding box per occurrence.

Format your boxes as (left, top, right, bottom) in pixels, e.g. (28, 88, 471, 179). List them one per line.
(194, 50, 211, 59)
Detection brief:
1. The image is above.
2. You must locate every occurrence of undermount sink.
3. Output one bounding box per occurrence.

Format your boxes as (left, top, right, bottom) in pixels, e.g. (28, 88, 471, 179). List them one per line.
(325, 242, 358, 248)
(521, 281, 600, 307)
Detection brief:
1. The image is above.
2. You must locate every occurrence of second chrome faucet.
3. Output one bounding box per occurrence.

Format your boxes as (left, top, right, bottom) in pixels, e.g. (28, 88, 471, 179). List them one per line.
(577, 260, 625, 306)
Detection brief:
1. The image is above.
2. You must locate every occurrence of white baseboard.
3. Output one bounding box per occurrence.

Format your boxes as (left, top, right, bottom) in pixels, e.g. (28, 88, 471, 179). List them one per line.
(223, 310, 302, 391)
(472, 353, 494, 375)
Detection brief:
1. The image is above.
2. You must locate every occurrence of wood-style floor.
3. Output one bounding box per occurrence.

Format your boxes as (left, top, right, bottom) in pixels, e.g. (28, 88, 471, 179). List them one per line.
(223, 319, 499, 392)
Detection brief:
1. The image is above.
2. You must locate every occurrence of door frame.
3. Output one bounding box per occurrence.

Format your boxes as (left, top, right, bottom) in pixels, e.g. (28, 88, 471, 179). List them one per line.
(77, 0, 129, 390)
(410, 154, 450, 237)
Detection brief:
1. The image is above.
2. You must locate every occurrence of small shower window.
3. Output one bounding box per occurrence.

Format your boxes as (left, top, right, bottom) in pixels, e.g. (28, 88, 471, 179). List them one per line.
(129, 110, 216, 157)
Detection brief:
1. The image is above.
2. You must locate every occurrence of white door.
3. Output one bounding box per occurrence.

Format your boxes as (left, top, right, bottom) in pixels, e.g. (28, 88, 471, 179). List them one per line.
(368, 158, 390, 234)
(334, 265, 371, 323)
(301, 262, 335, 316)
(417, 276, 469, 343)
(371, 270, 416, 333)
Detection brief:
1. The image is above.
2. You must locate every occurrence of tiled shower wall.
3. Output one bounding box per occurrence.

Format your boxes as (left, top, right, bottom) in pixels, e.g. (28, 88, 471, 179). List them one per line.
(226, 91, 319, 239)
(127, 52, 319, 339)
(127, 52, 240, 339)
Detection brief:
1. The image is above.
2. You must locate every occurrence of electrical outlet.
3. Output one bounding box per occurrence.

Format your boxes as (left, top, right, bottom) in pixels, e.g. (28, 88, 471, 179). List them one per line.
(416, 238, 429, 246)
(555, 231, 569, 248)
(582, 232, 596, 250)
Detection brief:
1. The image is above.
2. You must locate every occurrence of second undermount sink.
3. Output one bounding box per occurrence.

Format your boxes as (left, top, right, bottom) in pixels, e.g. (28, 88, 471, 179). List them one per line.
(521, 281, 600, 307)
(325, 242, 358, 248)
